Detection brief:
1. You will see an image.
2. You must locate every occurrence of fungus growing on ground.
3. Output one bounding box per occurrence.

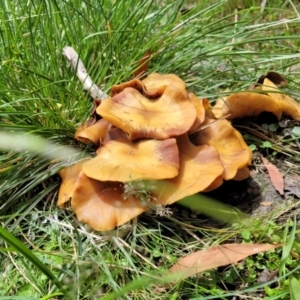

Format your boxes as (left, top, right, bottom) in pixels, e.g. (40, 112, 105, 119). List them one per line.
(70, 174, 151, 231)
(142, 72, 187, 92)
(261, 78, 300, 120)
(75, 118, 112, 145)
(58, 160, 87, 207)
(82, 128, 180, 182)
(58, 163, 151, 231)
(97, 83, 197, 140)
(191, 117, 252, 180)
(188, 93, 206, 133)
(57, 70, 300, 231)
(212, 92, 283, 120)
(151, 134, 224, 205)
(212, 73, 300, 120)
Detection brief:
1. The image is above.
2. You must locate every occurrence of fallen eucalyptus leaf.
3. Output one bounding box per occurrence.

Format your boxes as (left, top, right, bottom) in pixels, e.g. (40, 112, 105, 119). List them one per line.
(168, 243, 281, 280)
(261, 156, 284, 195)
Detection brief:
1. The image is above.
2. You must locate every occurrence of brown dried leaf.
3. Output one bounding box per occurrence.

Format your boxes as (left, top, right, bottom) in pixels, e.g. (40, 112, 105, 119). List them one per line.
(285, 175, 300, 198)
(134, 49, 151, 79)
(168, 243, 281, 280)
(261, 156, 284, 195)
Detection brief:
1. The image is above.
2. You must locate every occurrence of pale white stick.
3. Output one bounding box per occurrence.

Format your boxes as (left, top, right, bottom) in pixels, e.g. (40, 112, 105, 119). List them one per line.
(62, 46, 108, 100)
(260, 0, 267, 13)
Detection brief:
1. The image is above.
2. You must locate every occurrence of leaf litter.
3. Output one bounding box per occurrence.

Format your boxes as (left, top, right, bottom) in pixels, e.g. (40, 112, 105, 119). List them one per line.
(261, 156, 284, 195)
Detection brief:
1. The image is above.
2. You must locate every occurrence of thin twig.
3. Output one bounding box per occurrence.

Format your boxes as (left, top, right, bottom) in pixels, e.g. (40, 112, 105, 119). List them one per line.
(260, 0, 268, 14)
(62, 46, 108, 100)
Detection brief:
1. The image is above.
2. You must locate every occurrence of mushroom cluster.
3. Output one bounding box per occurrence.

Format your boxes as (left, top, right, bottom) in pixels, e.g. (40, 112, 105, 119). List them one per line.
(58, 72, 300, 231)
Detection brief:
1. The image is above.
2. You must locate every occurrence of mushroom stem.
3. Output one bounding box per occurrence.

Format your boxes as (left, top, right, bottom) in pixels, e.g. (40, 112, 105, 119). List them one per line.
(62, 46, 108, 100)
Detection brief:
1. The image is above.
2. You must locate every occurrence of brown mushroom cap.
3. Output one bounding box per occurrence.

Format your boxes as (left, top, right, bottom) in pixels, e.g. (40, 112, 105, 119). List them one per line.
(191, 118, 252, 180)
(75, 118, 112, 145)
(97, 84, 197, 140)
(70, 173, 149, 231)
(151, 134, 224, 204)
(82, 128, 180, 182)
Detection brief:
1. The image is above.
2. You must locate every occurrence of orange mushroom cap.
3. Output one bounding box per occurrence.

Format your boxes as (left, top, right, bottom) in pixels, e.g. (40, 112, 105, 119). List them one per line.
(58, 160, 87, 208)
(110, 78, 165, 98)
(71, 173, 149, 231)
(151, 134, 224, 205)
(202, 175, 224, 193)
(212, 92, 283, 120)
(82, 128, 180, 182)
(97, 83, 197, 140)
(212, 71, 300, 121)
(262, 78, 300, 120)
(141, 73, 186, 93)
(58, 159, 152, 231)
(191, 118, 252, 180)
(188, 93, 206, 133)
(232, 166, 251, 181)
(75, 118, 112, 145)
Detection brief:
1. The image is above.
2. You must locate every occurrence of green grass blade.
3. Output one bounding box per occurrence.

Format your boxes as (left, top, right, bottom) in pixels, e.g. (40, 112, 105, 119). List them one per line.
(289, 277, 300, 300)
(279, 215, 297, 277)
(0, 226, 70, 298)
(178, 194, 247, 223)
(0, 131, 87, 163)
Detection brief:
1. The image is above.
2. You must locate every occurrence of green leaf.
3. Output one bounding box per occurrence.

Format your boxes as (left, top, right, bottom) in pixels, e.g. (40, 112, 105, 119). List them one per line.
(291, 126, 300, 137)
(269, 123, 279, 132)
(289, 277, 300, 300)
(0, 296, 40, 300)
(260, 141, 273, 148)
(241, 230, 251, 240)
